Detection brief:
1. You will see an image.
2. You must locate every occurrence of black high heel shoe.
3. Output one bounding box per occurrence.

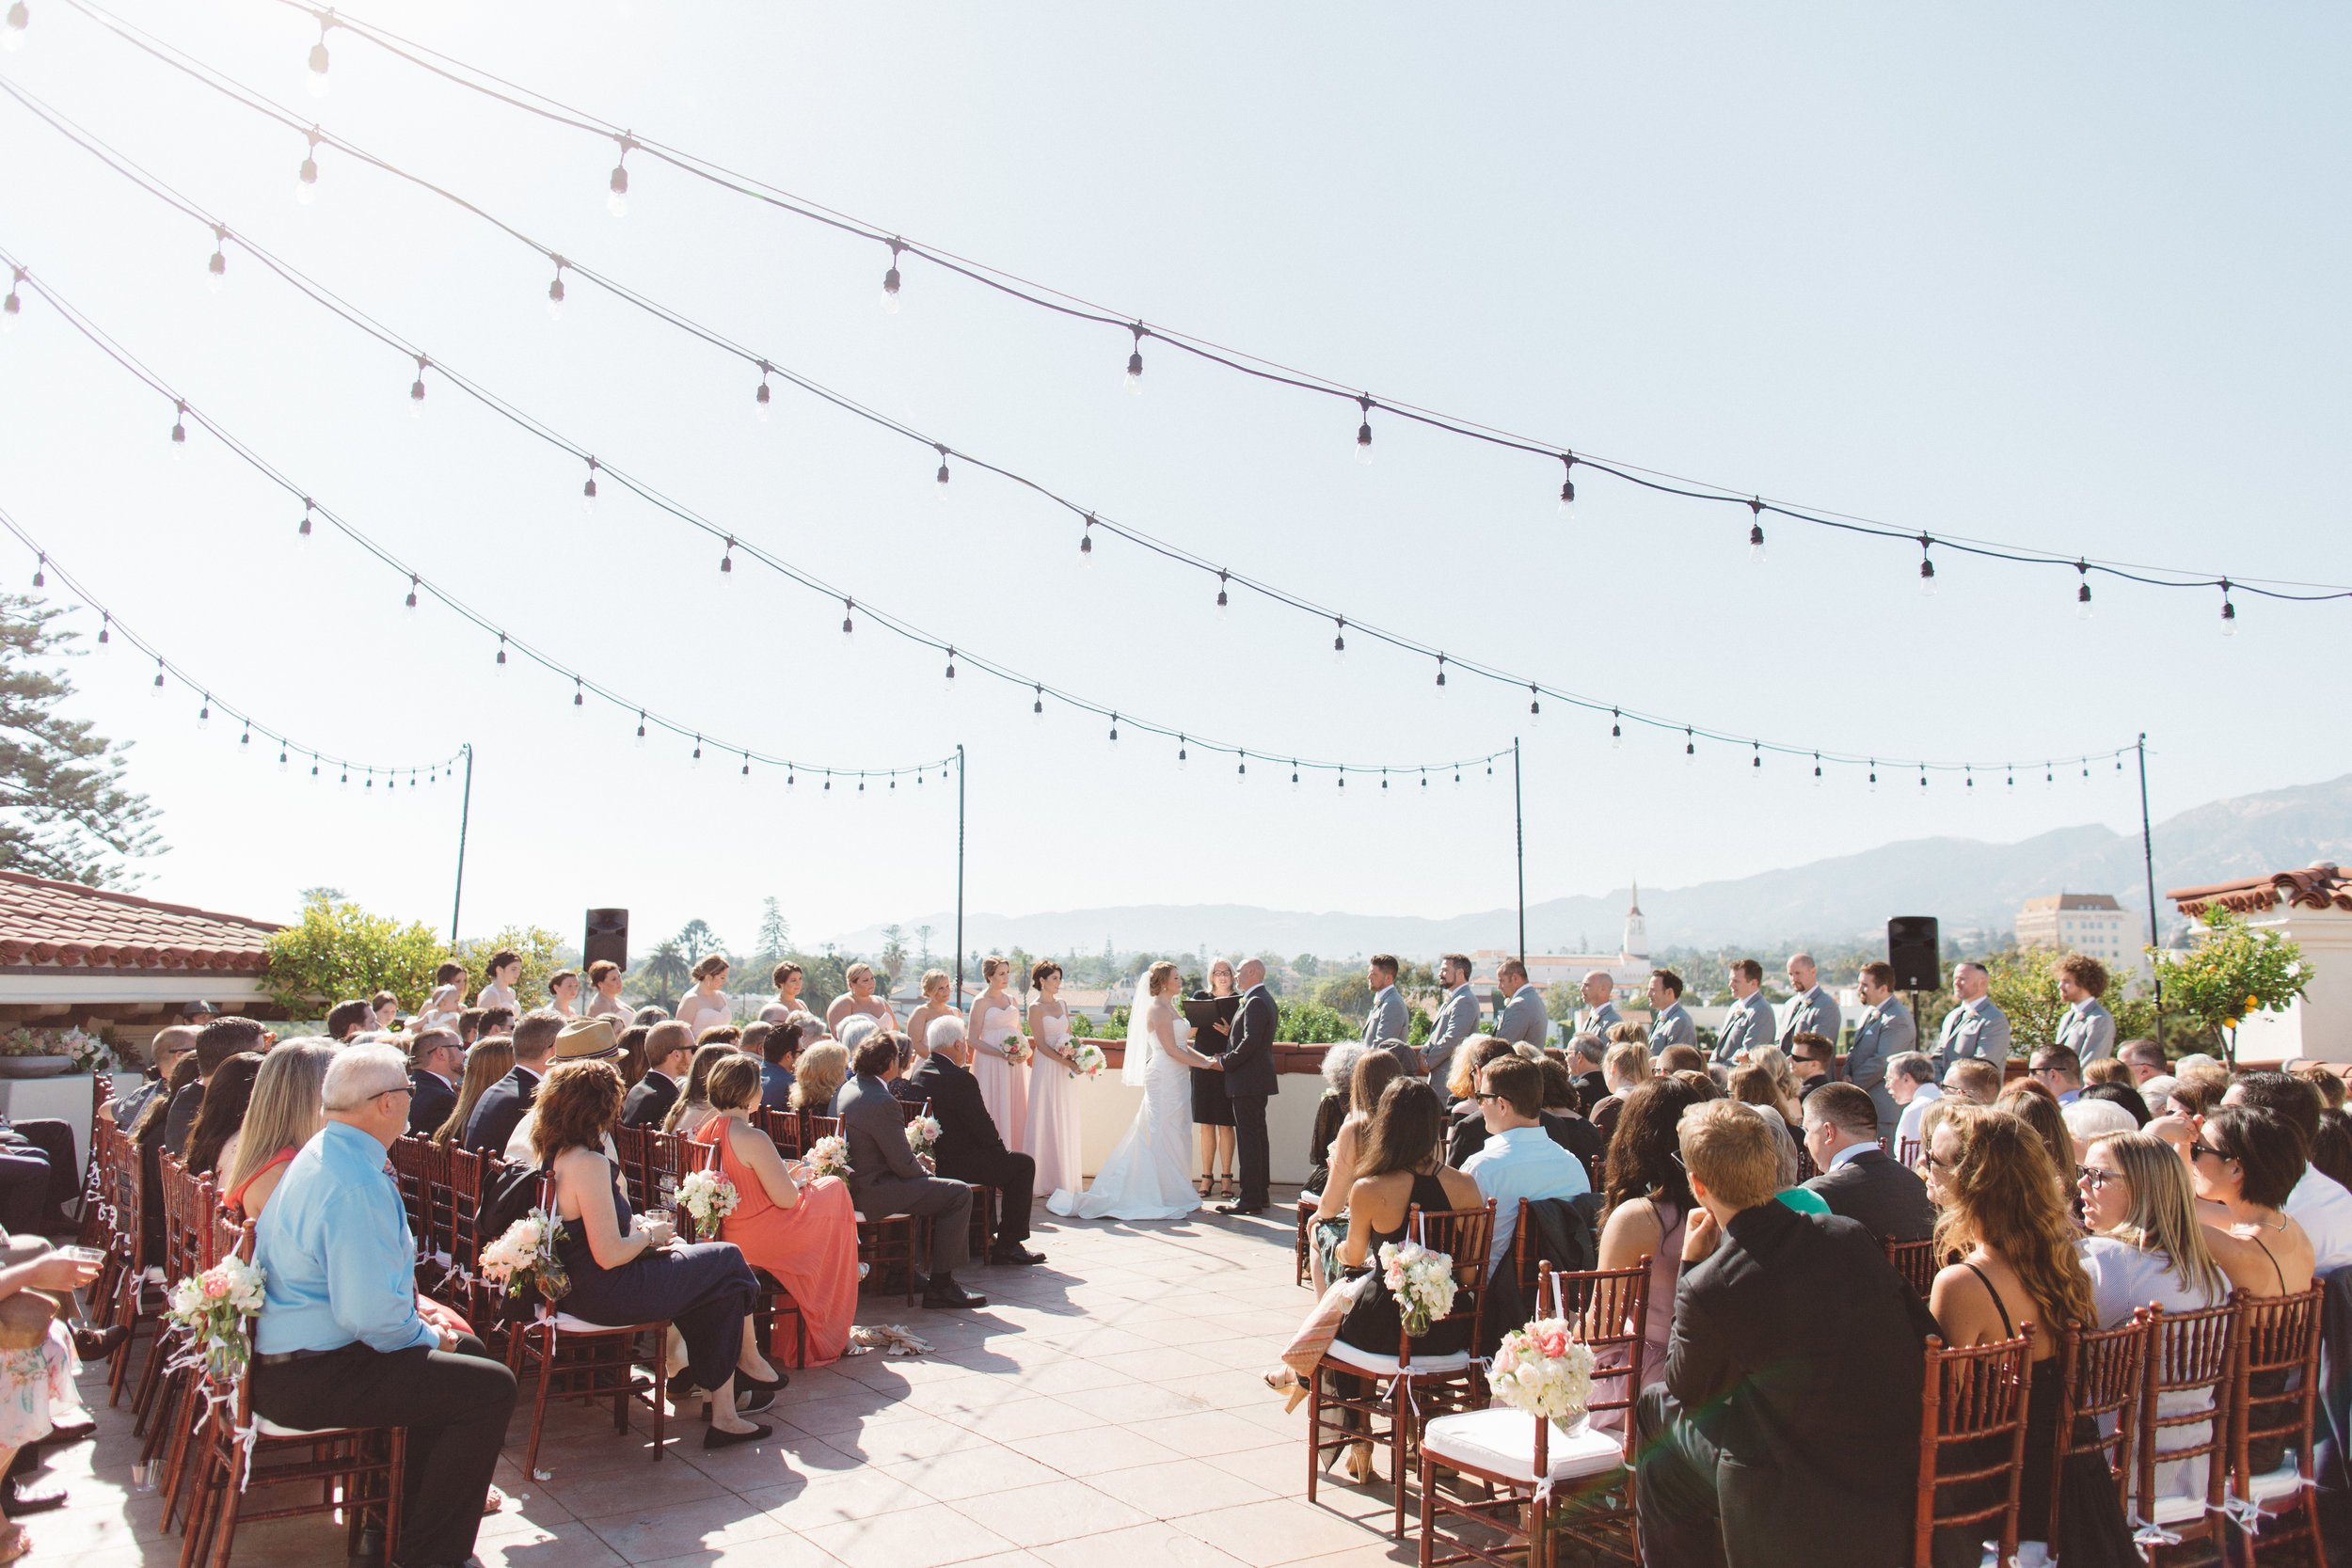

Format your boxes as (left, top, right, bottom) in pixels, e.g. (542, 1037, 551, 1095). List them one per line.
(703, 1422, 772, 1450)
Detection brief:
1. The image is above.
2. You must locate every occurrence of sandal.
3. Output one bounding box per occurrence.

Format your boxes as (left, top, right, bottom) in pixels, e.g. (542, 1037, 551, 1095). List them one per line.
(1218, 1178, 1238, 1201)
(1197, 1173, 1215, 1196)
(0, 1524, 27, 1564)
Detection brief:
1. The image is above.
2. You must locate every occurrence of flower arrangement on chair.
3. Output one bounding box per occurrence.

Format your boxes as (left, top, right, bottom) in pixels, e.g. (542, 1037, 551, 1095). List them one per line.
(1377, 1238, 1457, 1336)
(1488, 1316, 1598, 1427)
(479, 1209, 571, 1308)
(903, 1116, 942, 1160)
(807, 1135, 851, 1180)
(675, 1168, 739, 1234)
(166, 1256, 266, 1379)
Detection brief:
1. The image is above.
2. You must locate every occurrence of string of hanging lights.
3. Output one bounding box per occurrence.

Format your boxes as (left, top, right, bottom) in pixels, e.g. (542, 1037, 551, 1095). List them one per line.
(35, 0, 2332, 618)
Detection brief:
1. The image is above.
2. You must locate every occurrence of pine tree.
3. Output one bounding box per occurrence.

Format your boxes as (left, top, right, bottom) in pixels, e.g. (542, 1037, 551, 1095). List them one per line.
(755, 897, 790, 961)
(0, 596, 159, 886)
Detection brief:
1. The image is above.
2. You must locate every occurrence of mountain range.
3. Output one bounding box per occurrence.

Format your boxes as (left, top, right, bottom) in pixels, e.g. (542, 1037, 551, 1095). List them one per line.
(835, 772, 2352, 958)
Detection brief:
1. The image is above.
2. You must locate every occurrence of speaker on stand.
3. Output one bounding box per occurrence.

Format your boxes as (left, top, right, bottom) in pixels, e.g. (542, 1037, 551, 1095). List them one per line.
(1887, 915, 1940, 1056)
(584, 908, 629, 973)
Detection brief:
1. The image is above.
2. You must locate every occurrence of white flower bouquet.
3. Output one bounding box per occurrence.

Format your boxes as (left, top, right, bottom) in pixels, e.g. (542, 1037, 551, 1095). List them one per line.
(1487, 1317, 1598, 1425)
(1000, 1032, 1032, 1067)
(1070, 1041, 1106, 1079)
(1376, 1239, 1458, 1337)
(904, 1116, 942, 1159)
(676, 1168, 739, 1234)
(808, 1134, 851, 1180)
(166, 1256, 266, 1379)
(479, 1208, 571, 1304)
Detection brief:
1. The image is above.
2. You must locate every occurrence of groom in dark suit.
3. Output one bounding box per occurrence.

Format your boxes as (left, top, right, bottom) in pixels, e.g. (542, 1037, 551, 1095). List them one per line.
(1216, 958, 1279, 1216)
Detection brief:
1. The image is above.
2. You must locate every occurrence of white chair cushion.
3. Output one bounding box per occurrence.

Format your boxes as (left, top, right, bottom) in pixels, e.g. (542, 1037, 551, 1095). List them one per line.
(1420, 1408, 1623, 1482)
(2246, 1458, 2304, 1504)
(1322, 1340, 1472, 1377)
(254, 1414, 359, 1438)
(548, 1311, 650, 1333)
(2149, 1491, 2206, 1528)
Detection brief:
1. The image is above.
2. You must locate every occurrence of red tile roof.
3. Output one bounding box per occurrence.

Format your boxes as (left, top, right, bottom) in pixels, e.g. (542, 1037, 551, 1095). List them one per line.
(2168, 861, 2352, 919)
(0, 870, 278, 974)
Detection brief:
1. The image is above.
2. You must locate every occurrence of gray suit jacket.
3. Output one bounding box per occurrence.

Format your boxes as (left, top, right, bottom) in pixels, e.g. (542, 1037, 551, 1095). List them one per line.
(1780, 986, 1843, 1048)
(1495, 986, 1548, 1049)
(1713, 991, 1776, 1065)
(1935, 998, 2011, 1070)
(1650, 1002, 1695, 1050)
(1581, 1001, 1623, 1040)
(836, 1071, 927, 1198)
(1362, 986, 1409, 1053)
(1845, 998, 1914, 1137)
(2054, 999, 2115, 1063)
(1423, 985, 1481, 1091)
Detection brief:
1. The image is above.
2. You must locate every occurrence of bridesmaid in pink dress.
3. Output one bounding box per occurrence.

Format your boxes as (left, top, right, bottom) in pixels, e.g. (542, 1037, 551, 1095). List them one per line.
(691, 1056, 860, 1368)
(966, 957, 1029, 1150)
(1024, 962, 1083, 1196)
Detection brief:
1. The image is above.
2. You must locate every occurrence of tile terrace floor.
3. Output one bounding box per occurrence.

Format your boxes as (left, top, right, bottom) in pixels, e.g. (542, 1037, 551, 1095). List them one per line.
(40, 1186, 1438, 1568)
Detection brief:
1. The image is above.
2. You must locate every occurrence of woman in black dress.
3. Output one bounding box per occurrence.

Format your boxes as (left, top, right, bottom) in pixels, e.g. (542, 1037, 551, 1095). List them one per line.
(1190, 959, 1240, 1199)
(534, 1059, 780, 1449)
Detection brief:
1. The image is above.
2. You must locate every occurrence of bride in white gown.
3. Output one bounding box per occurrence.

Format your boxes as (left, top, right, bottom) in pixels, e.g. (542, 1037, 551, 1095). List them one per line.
(1047, 960, 1217, 1221)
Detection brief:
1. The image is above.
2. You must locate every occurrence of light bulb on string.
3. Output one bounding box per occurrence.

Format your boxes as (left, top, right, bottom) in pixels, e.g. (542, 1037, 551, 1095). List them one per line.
(719, 538, 734, 578)
(2219, 580, 2237, 636)
(494, 633, 507, 672)
(943, 647, 957, 682)
(580, 457, 598, 513)
(197, 695, 210, 728)
(1354, 396, 1375, 465)
(404, 575, 419, 610)
(2, 3, 26, 53)
(1964, 767, 1973, 792)
(1610, 708, 1622, 749)
(1031, 685, 1043, 719)
(754, 363, 771, 420)
(29, 555, 42, 589)
(339, 764, 349, 786)
(298, 499, 313, 538)
(1813, 753, 1822, 785)
(97, 612, 109, 645)
(310, 755, 319, 777)
(691, 736, 703, 765)
(2045, 766, 2055, 786)
(408, 355, 428, 417)
(1337, 768, 1346, 790)
(304, 17, 330, 98)
(1684, 729, 1694, 765)
(2075, 562, 2092, 620)
(1078, 515, 1095, 565)
(546, 258, 566, 319)
(1, 268, 21, 329)
(1291, 762, 1300, 789)
(572, 677, 584, 713)
(1868, 761, 1879, 791)
(169, 400, 187, 449)
(1215, 570, 1229, 619)
(1558, 453, 1576, 517)
(206, 226, 227, 292)
(1919, 768, 1929, 790)
(277, 746, 288, 771)
(151, 657, 164, 692)
(238, 723, 250, 750)
(634, 711, 646, 746)
(1434, 655, 1448, 693)
(606, 136, 632, 217)
(364, 769, 373, 790)
(1380, 769, 1389, 791)
(1332, 617, 1347, 659)
(741, 754, 751, 778)
(1917, 536, 1936, 596)
(295, 130, 321, 204)
(1752, 742, 1762, 775)
(881, 240, 904, 312)
(1107, 714, 1120, 746)
(1528, 685, 1541, 723)
(1237, 757, 1247, 783)
(1123, 324, 1146, 394)
(1177, 736, 1188, 769)
(933, 444, 950, 492)
(1746, 499, 1766, 563)
(840, 597, 854, 636)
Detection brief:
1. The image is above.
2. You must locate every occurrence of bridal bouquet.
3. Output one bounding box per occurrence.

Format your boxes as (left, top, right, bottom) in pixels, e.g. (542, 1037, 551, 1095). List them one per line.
(676, 1168, 739, 1234)
(1069, 1041, 1106, 1079)
(166, 1256, 266, 1380)
(904, 1115, 942, 1159)
(1488, 1317, 1598, 1425)
(480, 1208, 571, 1304)
(1000, 1032, 1032, 1067)
(1377, 1239, 1459, 1337)
(808, 1134, 851, 1180)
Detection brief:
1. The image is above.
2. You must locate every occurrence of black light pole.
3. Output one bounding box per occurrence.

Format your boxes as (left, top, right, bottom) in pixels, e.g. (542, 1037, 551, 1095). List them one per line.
(954, 743, 967, 1008)
(2137, 733, 2161, 1013)
(1513, 737, 1526, 965)
(449, 741, 473, 946)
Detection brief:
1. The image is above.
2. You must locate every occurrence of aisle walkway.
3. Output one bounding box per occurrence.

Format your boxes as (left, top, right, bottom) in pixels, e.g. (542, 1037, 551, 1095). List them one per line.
(34, 1189, 1422, 1567)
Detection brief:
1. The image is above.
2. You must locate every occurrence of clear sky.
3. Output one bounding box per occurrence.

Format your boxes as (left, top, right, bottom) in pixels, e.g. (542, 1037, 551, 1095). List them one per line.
(1, 2, 2344, 958)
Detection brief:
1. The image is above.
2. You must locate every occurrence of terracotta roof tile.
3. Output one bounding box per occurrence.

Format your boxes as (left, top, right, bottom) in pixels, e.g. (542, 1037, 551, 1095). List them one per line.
(0, 870, 278, 974)
(2167, 861, 2352, 919)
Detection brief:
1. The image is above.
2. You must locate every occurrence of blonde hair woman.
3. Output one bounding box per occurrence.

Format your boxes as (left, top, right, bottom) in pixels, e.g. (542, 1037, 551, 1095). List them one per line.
(674, 956, 733, 1041)
(790, 1041, 850, 1117)
(221, 1040, 337, 1220)
(966, 956, 1029, 1151)
(661, 1042, 736, 1137)
(1047, 960, 1219, 1220)
(435, 1037, 514, 1147)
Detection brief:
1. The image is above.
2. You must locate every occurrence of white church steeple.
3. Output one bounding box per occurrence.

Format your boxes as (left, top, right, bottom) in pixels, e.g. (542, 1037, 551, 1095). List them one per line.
(1622, 879, 1648, 961)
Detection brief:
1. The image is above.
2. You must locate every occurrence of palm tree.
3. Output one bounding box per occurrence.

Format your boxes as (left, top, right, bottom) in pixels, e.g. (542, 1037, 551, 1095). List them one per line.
(639, 940, 691, 1010)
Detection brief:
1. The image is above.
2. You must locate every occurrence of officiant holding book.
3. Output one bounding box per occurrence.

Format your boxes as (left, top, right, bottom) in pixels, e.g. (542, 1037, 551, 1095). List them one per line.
(1185, 960, 1242, 1201)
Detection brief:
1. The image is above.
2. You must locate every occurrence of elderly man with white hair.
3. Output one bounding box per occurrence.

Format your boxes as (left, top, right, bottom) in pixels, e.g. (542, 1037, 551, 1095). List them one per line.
(251, 1044, 516, 1568)
(837, 1013, 882, 1057)
(902, 1016, 1044, 1265)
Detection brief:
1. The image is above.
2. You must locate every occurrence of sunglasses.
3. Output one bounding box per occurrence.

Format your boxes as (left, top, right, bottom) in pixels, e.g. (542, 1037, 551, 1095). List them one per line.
(2188, 1140, 2230, 1163)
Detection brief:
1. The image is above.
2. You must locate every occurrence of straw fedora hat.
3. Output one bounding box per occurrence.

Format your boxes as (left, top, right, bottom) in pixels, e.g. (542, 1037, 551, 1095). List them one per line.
(552, 1015, 621, 1061)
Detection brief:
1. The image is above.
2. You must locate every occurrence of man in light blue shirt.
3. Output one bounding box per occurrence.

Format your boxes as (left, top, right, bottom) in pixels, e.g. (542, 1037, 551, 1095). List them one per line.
(1460, 1056, 1589, 1277)
(252, 1043, 516, 1568)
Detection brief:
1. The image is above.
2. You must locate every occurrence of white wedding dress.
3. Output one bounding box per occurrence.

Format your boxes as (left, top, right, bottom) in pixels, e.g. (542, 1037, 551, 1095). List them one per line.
(1046, 985, 1200, 1222)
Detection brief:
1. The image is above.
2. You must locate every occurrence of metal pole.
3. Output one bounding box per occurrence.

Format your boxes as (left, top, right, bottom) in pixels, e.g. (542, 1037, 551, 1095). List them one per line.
(2137, 734, 2161, 1012)
(1513, 738, 1526, 966)
(954, 743, 966, 1009)
(449, 742, 473, 947)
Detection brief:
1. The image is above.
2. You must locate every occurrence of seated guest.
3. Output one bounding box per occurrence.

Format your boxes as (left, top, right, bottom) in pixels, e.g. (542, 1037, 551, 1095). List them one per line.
(1592, 1075, 1710, 1434)
(433, 1037, 513, 1148)
(689, 1055, 859, 1367)
(183, 1053, 264, 1180)
(629, 1006, 669, 1028)
(622, 1022, 693, 1130)
(2187, 1105, 2316, 1298)
(1534, 1056, 1606, 1176)
(1635, 1101, 1934, 1568)
(1590, 1042, 1650, 1143)
(2076, 1080, 2151, 1129)
(1799, 1084, 1934, 1243)
(1308, 1050, 1403, 1291)
(503, 1019, 632, 1164)
(477, 1006, 518, 1041)
(903, 1020, 1045, 1266)
(695, 1025, 743, 1052)
(835, 1036, 985, 1309)
(454, 1008, 485, 1050)
(1727, 1066, 1801, 1187)
(1996, 1078, 2075, 1182)
(886, 1034, 930, 1105)
(251, 1045, 517, 1568)
(1567, 1033, 1607, 1112)
(757, 961, 806, 1026)
(1460, 1056, 1588, 1277)
(2060, 1096, 2139, 1163)
(2083, 1057, 2133, 1088)
(1304, 1043, 1366, 1197)
(791, 1042, 850, 1120)
(405, 1028, 461, 1139)
(1785, 1032, 1837, 1102)
(660, 1043, 736, 1139)
(2077, 1131, 2227, 1323)
(462, 1010, 561, 1156)
(1445, 1038, 1518, 1164)
(756, 1019, 803, 1112)
(326, 998, 373, 1044)
(1656, 1043, 1706, 1077)
(222, 1043, 337, 1220)
(1888, 1051, 1941, 1155)
(167, 1016, 268, 1159)
(1940, 1055, 2003, 1107)
(835, 1015, 882, 1059)
(584, 959, 628, 1021)
(532, 1059, 776, 1444)
(2221, 1070, 2352, 1272)
(1922, 1105, 2133, 1560)
(2118, 1037, 2168, 1085)
(739, 1021, 773, 1062)
(0, 1242, 106, 1534)
(113, 1024, 197, 1132)
(2030, 1045, 2084, 1105)
(612, 1024, 650, 1089)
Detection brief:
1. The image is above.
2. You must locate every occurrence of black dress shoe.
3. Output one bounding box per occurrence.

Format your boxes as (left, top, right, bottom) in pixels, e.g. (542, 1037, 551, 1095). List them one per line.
(702, 1422, 771, 1450)
(921, 1276, 989, 1309)
(988, 1243, 1045, 1266)
(72, 1323, 130, 1361)
(1216, 1202, 1267, 1216)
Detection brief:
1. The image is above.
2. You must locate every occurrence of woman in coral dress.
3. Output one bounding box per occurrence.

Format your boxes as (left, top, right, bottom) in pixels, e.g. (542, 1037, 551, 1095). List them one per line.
(1025, 961, 1083, 1197)
(967, 957, 1029, 1151)
(691, 1054, 860, 1368)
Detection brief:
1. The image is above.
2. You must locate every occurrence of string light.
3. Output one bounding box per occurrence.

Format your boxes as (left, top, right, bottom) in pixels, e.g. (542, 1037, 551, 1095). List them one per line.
(2076, 562, 2092, 620)
(691, 735, 702, 764)
(205, 224, 226, 288)
(98, 612, 109, 643)
(580, 457, 598, 512)
(881, 239, 903, 312)
(719, 537, 734, 577)
(198, 694, 210, 726)
(933, 443, 950, 490)
(1813, 753, 1822, 784)
(1354, 396, 1374, 465)
(944, 647, 957, 681)
(408, 353, 427, 411)
(2, 3, 25, 53)
(1, 267, 19, 326)
(298, 498, 313, 537)
(1917, 535, 1936, 596)
(1610, 709, 1621, 748)
(606, 135, 631, 218)
(1123, 324, 1145, 393)
(1078, 515, 1094, 562)
(546, 257, 565, 318)
(840, 597, 854, 635)
(1746, 499, 1765, 563)
(1031, 684, 1043, 717)
(294, 128, 319, 203)
(169, 399, 186, 445)
(1558, 453, 1576, 516)
(754, 362, 771, 420)
(1177, 736, 1188, 768)
(29, 554, 42, 588)
(634, 711, 645, 744)
(1528, 685, 1541, 722)
(1684, 729, 1694, 764)
(1332, 617, 1346, 658)
(404, 574, 418, 610)
(572, 676, 583, 710)
(1215, 570, 1229, 616)
(1434, 655, 1447, 691)
(2219, 580, 2236, 636)
(494, 633, 506, 670)
(1108, 714, 1119, 744)
(303, 10, 330, 98)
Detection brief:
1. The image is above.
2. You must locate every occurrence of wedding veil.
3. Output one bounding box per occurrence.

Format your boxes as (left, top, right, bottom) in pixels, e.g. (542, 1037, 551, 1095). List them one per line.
(1121, 974, 1156, 1086)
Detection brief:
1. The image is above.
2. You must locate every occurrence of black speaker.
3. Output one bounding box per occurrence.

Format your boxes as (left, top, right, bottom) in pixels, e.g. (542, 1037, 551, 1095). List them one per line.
(584, 908, 629, 972)
(1886, 916, 1940, 992)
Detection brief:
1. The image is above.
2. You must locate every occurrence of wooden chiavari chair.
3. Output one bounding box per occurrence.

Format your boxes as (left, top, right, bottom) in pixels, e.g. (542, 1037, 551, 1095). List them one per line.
(1911, 1331, 2034, 1568)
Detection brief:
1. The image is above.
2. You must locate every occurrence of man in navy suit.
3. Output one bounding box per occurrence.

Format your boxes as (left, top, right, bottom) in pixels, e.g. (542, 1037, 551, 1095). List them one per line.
(1216, 959, 1280, 1216)
(463, 1011, 561, 1156)
(903, 1021, 1042, 1265)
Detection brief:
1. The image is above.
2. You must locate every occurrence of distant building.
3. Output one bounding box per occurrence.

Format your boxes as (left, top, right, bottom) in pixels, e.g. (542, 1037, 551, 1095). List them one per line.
(2169, 861, 2351, 1066)
(1471, 882, 1650, 1001)
(2016, 892, 2146, 978)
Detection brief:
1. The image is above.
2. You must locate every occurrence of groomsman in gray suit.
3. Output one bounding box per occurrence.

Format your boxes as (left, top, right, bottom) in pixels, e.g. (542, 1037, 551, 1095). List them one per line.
(1778, 953, 1843, 1050)
(1847, 961, 1915, 1140)
(1493, 959, 1549, 1048)
(1934, 962, 2011, 1070)
(1362, 954, 1416, 1074)
(1646, 970, 1695, 1051)
(1422, 953, 1481, 1101)
(1712, 958, 1777, 1066)
(1578, 971, 1623, 1040)
(2053, 955, 2117, 1064)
